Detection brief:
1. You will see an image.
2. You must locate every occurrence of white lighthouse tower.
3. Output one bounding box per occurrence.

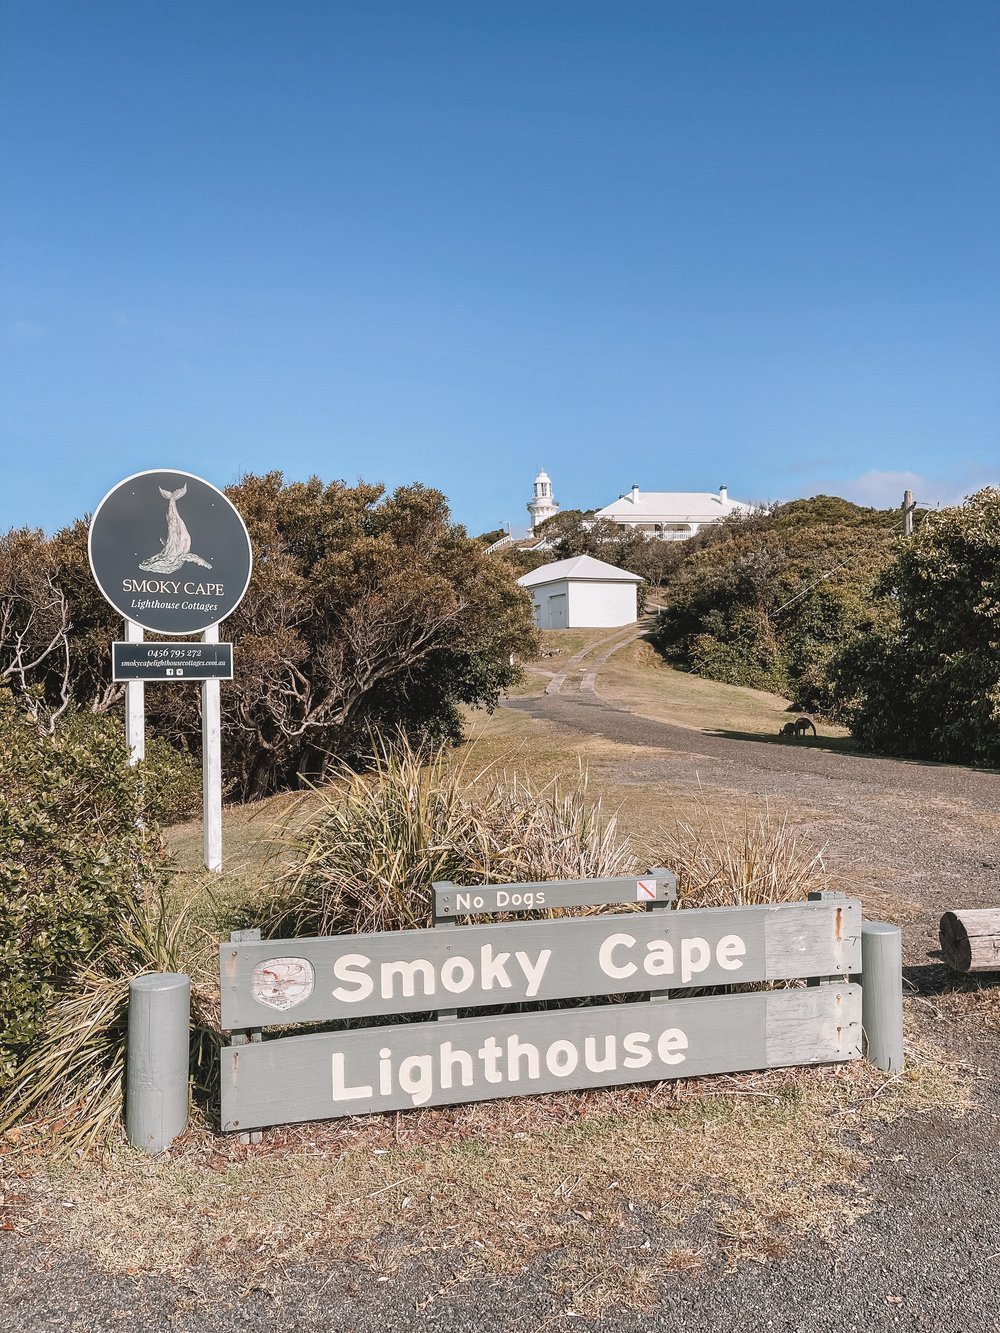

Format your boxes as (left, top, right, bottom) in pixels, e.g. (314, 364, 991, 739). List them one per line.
(527, 469, 558, 532)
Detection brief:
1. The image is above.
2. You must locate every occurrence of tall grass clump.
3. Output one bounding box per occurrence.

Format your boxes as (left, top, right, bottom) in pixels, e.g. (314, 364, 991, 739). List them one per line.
(0, 885, 219, 1154)
(263, 742, 470, 936)
(261, 737, 634, 937)
(653, 798, 830, 909)
(466, 769, 631, 887)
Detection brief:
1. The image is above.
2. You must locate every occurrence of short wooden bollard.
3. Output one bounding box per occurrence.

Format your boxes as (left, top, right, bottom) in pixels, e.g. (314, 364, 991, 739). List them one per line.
(860, 921, 903, 1073)
(126, 972, 190, 1153)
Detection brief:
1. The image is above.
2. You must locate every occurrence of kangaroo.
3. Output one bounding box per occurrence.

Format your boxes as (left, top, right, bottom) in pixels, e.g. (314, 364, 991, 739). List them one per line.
(778, 717, 817, 739)
(139, 484, 213, 575)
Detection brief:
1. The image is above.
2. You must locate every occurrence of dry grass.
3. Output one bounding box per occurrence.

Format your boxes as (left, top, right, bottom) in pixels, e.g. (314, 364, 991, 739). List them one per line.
(3, 664, 978, 1315)
(2, 1033, 967, 1315)
(257, 739, 634, 938)
(598, 640, 850, 742)
(0, 885, 220, 1155)
(532, 629, 619, 662)
(653, 794, 831, 908)
(505, 628, 631, 699)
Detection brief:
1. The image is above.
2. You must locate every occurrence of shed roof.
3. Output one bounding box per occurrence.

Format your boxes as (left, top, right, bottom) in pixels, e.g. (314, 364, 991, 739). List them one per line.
(517, 554, 644, 588)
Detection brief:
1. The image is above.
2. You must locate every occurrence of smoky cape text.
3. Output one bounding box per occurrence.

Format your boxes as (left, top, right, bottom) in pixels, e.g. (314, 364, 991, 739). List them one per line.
(122, 578, 225, 596)
(222, 911, 775, 1029)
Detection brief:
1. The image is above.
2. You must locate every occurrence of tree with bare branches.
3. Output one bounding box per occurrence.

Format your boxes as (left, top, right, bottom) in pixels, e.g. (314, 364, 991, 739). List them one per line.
(8, 475, 538, 797)
(0, 529, 73, 732)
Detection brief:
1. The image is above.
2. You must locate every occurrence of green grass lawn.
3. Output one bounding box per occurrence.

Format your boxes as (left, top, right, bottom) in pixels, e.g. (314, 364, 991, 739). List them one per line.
(598, 640, 852, 744)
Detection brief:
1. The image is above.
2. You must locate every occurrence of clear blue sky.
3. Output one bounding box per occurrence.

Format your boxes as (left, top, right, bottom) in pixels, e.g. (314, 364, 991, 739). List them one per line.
(3, 0, 998, 536)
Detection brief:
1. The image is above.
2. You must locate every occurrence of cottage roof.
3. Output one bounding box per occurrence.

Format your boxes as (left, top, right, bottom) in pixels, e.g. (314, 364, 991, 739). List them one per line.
(516, 554, 644, 588)
(594, 489, 749, 522)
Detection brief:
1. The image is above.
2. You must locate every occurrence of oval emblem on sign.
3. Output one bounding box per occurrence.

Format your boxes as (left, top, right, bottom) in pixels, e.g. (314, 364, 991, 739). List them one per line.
(88, 469, 253, 634)
(250, 957, 315, 1012)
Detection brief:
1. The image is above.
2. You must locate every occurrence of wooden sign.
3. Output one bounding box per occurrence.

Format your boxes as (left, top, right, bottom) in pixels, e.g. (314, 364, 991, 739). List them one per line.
(221, 985, 862, 1132)
(221, 898, 859, 1028)
(220, 894, 863, 1133)
(433, 871, 677, 919)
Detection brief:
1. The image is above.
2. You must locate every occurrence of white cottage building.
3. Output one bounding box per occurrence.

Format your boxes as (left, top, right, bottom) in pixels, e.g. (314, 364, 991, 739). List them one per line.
(593, 484, 751, 539)
(486, 471, 751, 555)
(517, 554, 642, 630)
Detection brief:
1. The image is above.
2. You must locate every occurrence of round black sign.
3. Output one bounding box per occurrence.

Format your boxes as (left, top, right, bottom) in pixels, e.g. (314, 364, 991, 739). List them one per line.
(88, 470, 253, 635)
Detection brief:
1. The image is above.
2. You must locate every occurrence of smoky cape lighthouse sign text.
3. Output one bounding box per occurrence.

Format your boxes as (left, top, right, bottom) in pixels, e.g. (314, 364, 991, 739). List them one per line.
(88, 470, 253, 634)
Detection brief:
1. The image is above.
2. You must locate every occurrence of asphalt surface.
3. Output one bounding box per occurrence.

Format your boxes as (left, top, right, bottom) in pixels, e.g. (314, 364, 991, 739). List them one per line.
(5, 686, 1000, 1332)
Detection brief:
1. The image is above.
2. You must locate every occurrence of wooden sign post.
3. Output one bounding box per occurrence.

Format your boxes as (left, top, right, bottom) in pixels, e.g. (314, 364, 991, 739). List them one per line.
(219, 895, 870, 1132)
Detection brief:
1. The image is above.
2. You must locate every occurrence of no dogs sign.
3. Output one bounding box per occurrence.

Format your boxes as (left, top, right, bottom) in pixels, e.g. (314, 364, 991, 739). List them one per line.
(88, 469, 253, 634)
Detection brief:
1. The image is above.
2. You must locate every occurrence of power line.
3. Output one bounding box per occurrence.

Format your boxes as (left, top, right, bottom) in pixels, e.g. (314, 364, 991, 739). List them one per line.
(773, 503, 922, 618)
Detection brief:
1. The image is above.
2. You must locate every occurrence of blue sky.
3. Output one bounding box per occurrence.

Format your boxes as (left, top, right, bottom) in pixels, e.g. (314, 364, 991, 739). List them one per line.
(2, 1, 998, 536)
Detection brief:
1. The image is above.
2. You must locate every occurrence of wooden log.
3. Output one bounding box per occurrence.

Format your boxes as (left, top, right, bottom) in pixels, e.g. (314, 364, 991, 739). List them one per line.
(939, 909, 1000, 973)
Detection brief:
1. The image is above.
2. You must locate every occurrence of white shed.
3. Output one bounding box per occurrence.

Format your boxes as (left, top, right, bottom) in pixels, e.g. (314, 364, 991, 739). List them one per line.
(517, 554, 643, 630)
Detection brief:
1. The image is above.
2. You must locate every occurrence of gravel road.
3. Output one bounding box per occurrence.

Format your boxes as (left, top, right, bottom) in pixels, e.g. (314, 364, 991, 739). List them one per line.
(5, 688, 1000, 1332)
(508, 691, 1000, 963)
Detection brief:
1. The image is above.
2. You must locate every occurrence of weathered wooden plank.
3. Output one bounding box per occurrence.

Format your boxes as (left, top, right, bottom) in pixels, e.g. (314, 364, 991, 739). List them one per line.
(766, 896, 859, 978)
(220, 984, 862, 1131)
(220, 900, 861, 1029)
(765, 984, 862, 1066)
(433, 870, 677, 920)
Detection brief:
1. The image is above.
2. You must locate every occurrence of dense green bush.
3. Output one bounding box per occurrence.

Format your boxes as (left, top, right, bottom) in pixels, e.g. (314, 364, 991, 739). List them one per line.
(5, 475, 538, 800)
(648, 497, 900, 715)
(52, 711, 203, 826)
(0, 700, 169, 1087)
(834, 488, 1000, 765)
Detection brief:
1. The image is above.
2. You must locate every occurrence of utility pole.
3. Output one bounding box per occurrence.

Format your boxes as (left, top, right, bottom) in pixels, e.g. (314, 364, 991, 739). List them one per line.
(902, 489, 915, 537)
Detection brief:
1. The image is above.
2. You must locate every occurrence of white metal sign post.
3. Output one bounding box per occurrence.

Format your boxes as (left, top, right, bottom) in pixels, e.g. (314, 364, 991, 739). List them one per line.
(201, 622, 223, 872)
(125, 619, 145, 765)
(88, 469, 253, 872)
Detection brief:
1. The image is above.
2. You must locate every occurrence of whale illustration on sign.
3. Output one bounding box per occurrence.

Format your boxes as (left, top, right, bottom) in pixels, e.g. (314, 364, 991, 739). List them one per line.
(139, 485, 213, 575)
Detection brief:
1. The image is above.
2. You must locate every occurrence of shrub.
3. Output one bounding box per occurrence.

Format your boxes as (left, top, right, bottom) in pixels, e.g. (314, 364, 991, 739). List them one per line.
(0, 884, 220, 1152)
(652, 800, 830, 909)
(834, 487, 1000, 765)
(258, 739, 823, 941)
(687, 632, 786, 694)
(56, 711, 203, 825)
(648, 497, 899, 714)
(0, 699, 168, 1088)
